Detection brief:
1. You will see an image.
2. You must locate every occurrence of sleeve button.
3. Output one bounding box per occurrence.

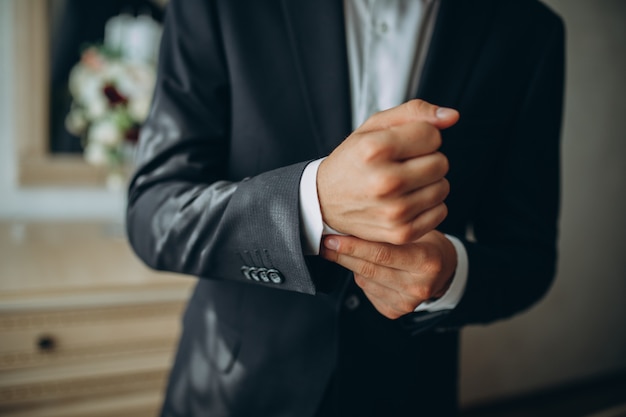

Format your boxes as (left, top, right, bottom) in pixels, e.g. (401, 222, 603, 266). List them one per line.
(241, 266, 252, 280)
(267, 269, 284, 284)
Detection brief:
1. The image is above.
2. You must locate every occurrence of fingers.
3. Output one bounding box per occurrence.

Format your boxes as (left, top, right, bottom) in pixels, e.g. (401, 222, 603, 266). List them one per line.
(320, 234, 456, 319)
(320, 236, 436, 319)
(397, 179, 450, 221)
(322, 235, 430, 275)
(358, 99, 460, 133)
(357, 121, 443, 163)
(375, 154, 449, 198)
(351, 201, 448, 245)
(398, 202, 448, 245)
(322, 243, 431, 312)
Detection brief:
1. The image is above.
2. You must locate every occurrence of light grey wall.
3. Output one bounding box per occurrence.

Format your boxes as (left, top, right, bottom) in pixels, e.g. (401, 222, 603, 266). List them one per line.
(460, 0, 626, 406)
(0, 0, 624, 406)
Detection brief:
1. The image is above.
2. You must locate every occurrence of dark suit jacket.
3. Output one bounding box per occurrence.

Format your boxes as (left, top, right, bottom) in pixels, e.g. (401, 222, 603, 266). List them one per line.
(126, 0, 565, 416)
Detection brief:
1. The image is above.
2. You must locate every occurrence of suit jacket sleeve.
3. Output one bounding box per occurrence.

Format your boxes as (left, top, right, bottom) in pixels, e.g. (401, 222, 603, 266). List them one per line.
(126, 0, 318, 295)
(440, 12, 566, 328)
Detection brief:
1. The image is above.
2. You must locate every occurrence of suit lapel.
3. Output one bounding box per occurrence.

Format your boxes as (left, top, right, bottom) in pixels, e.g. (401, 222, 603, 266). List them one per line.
(279, 0, 499, 153)
(280, 0, 352, 155)
(416, 0, 499, 107)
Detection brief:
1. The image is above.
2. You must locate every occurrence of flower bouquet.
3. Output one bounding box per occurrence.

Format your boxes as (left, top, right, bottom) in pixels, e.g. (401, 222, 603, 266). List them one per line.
(65, 14, 161, 190)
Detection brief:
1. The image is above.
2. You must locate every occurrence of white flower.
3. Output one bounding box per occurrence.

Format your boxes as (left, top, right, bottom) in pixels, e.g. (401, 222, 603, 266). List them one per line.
(84, 143, 108, 166)
(80, 72, 111, 118)
(72, 66, 107, 103)
(65, 108, 88, 135)
(85, 97, 108, 120)
(104, 61, 127, 82)
(68, 65, 89, 98)
(116, 62, 155, 100)
(128, 96, 152, 121)
(88, 119, 123, 146)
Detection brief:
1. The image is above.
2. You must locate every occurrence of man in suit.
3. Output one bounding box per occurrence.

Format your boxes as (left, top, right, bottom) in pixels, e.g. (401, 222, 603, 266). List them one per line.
(126, 0, 565, 415)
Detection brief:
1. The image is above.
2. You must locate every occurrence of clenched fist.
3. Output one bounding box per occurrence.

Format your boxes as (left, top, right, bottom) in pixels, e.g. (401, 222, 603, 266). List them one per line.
(317, 99, 459, 245)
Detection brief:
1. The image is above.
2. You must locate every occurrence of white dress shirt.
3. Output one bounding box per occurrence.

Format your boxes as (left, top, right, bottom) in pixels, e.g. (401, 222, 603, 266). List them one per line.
(299, 0, 468, 313)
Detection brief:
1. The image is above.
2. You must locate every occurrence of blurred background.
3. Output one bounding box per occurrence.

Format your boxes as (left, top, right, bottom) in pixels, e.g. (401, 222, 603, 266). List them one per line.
(0, 0, 624, 416)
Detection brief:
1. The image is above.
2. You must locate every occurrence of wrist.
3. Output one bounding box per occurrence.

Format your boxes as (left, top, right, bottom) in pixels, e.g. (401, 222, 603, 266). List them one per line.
(413, 232, 467, 313)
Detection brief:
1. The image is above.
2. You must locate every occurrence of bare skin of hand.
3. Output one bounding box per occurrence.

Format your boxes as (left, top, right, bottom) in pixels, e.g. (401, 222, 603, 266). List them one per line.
(320, 230, 458, 319)
(317, 99, 460, 245)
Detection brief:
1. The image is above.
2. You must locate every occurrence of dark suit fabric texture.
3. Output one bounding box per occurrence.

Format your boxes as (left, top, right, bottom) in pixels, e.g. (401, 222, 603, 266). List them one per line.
(126, 0, 565, 416)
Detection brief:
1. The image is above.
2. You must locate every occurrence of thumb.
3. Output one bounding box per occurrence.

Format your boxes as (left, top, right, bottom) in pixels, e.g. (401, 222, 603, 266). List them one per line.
(358, 99, 460, 132)
(432, 106, 461, 130)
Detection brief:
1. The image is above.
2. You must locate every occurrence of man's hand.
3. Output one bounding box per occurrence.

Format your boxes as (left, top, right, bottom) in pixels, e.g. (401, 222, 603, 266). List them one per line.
(317, 99, 459, 245)
(320, 230, 458, 319)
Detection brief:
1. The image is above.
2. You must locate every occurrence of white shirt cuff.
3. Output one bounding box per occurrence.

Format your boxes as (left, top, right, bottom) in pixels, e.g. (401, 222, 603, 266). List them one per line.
(299, 159, 326, 255)
(414, 234, 468, 312)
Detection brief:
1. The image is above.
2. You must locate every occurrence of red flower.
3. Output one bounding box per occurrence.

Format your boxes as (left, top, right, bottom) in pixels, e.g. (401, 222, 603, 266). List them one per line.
(125, 126, 140, 144)
(103, 83, 128, 106)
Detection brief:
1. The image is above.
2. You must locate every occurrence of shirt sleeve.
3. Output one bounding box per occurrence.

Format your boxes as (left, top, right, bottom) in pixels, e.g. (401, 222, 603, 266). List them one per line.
(299, 158, 326, 255)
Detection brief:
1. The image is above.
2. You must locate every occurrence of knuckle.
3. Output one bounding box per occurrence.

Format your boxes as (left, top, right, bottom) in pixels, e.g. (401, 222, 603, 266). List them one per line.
(416, 286, 435, 301)
(426, 152, 448, 179)
(440, 178, 451, 198)
(416, 204, 448, 235)
(372, 245, 392, 265)
(359, 135, 389, 163)
(414, 122, 440, 151)
(422, 255, 444, 278)
(429, 180, 450, 206)
(419, 127, 442, 152)
(389, 225, 415, 245)
(401, 298, 417, 313)
(354, 274, 367, 288)
(357, 262, 377, 279)
(342, 241, 356, 256)
(371, 173, 402, 198)
(431, 130, 443, 150)
(435, 203, 449, 225)
(382, 307, 402, 320)
(384, 201, 410, 224)
(411, 224, 428, 242)
(436, 152, 450, 175)
(417, 125, 441, 152)
(406, 99, 430, 118)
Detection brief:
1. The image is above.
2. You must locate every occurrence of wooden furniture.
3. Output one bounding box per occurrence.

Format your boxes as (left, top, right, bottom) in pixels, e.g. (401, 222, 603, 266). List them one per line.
(0, 222, 194, 417)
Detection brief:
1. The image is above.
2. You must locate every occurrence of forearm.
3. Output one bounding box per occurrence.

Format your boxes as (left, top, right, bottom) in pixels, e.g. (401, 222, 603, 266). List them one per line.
(127, 158, 319, 294)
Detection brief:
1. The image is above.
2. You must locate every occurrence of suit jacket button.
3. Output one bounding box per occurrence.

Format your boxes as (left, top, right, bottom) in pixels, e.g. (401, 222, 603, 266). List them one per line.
(241, 266, 252, 280)
(249, 267, 261, 281)
(344, 294, 360, 310)
(258, 268, 270, 282)
(267, 269, 284, 284)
